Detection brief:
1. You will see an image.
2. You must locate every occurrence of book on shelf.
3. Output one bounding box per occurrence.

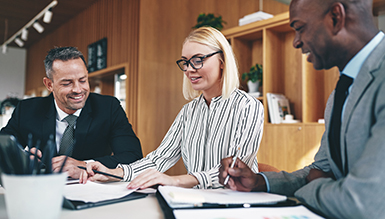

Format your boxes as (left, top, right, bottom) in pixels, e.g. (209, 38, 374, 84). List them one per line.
(266, 93, 291, 124)
(238, 11, 274, 26)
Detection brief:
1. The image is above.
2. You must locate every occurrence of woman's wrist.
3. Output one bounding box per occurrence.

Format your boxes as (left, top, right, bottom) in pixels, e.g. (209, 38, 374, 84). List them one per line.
(111, 168, 124, 181)
(172, 174, 199, 188)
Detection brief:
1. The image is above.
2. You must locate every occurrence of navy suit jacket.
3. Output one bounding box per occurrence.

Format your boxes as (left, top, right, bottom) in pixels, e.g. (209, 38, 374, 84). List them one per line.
(0, 93, 143, 168)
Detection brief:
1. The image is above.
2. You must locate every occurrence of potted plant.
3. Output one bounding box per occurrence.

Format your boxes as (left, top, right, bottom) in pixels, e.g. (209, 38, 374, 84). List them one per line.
(242, 63, 263, 93)
(193, 13, 226, 31)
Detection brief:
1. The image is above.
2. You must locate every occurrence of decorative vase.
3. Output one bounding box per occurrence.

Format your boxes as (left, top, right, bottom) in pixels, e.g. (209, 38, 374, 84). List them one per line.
(247, 80, 260, 93)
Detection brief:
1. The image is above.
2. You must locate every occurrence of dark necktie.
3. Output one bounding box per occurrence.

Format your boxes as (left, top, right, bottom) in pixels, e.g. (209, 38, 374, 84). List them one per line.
(328, 74, 353, 172)
(59, 114, 77, 156)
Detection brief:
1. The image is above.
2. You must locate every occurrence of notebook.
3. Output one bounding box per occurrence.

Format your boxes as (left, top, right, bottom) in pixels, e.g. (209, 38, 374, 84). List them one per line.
(62, 181, 147, 210)
(156, 186, 300, 219)
(157, 186, 290, 209)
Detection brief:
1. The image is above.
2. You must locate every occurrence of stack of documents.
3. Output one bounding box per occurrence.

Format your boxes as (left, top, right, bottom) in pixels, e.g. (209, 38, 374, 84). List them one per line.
(239, 11, 273, 26)
(64, 181, 136, 202)
(173, 206, 325, 219)
(157, 186, 324, 219)
(159, 186, 287, 208)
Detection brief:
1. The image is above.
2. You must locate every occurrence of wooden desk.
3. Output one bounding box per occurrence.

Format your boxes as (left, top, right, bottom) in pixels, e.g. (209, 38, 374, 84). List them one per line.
(0, 187, 164, 219)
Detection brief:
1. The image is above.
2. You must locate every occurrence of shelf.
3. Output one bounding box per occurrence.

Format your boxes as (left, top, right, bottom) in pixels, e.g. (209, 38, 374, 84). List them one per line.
(223, 11, 336, 172)
(223, 11, 338, 124)
(86, 62, 137, 128)
(88, 62, 127, 79)
(88, 63, 129, 97)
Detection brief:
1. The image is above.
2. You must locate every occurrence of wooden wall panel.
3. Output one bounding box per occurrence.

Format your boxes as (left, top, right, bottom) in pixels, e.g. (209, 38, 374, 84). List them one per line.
(25, 0, 140, 128)
(138, 0, 288, 175)
(258, 124, 324, 172)
(25, 0, 288, 176)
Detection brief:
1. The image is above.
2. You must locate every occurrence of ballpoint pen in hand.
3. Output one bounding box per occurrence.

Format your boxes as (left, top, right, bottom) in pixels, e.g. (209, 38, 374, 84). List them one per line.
(224, 147, 240, 186)
(77, 166, 123, 180)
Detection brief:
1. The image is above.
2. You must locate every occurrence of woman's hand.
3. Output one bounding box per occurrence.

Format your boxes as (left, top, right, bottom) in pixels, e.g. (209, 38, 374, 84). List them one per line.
(79, 161, 123, 184)
(126, 169, 199, 189)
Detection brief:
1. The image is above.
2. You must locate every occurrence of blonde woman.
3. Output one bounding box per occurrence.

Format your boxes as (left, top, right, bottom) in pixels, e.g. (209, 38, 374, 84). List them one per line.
(80, 27, 264, 189)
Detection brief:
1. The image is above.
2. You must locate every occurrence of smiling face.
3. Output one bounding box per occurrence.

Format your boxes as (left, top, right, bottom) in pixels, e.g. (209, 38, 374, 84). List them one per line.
(181, 41, 223, 101)
(290, 0, 337, 70)
(43, 58, 90, 114)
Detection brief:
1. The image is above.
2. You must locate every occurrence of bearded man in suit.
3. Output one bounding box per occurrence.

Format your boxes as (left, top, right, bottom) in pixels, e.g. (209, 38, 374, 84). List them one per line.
(219, 0, 385, 218)
(1, 47, 143, 179)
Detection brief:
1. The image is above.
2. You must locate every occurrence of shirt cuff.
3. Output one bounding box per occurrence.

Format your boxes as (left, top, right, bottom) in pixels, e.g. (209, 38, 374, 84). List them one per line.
(258, 172, 270, 192)
(189, 172, 212, 189)
(84, 159, 95, 163)
(117, 164, 132, 182)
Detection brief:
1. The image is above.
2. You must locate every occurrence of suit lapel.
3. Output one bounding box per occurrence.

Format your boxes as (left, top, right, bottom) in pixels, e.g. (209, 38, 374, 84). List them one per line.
(340, 68, 373, 174)
(340, 38, 385, 174)
(42, 94, 57, 146)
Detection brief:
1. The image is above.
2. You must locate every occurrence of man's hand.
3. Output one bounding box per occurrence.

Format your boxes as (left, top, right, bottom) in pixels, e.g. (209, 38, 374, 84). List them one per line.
(219, 157, 267, 192)
(306, 168, 335, 183)
(52, 156, 86, 179)
(28, 147, 42, 159)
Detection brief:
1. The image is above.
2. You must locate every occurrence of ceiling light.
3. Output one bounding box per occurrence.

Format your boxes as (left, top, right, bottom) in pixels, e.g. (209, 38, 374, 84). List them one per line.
(21, 28, 28, 41)
(33, 21, 44, 33)
(14, 38, 24, 47)
(0, 0, 57, 51)
(43, 8, 53, 23)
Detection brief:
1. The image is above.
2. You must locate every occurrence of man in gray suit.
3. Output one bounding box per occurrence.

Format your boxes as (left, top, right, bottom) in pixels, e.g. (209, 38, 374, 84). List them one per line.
(219, 0, 385, 218)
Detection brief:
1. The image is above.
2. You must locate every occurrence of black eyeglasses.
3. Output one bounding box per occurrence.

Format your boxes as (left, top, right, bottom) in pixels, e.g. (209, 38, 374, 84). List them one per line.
(176, 51, 223, 71)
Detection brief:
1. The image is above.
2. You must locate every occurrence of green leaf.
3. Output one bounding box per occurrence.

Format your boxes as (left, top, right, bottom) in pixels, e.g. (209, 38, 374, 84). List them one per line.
(242, 63, 263, 83)
(192, 13, 226, 30)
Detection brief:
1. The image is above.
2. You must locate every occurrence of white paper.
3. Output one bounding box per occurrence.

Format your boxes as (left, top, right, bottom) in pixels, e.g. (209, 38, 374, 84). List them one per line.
(135, 188, 157, 194)
(159, 186, 287, 208)
(63, 181, 137, 203)
(66, 178, 79, 185)
(174, 205, 325, 219)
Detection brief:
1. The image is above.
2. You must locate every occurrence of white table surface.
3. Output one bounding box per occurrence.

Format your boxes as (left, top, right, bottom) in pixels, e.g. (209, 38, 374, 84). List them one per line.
(0, 187, 165, 219)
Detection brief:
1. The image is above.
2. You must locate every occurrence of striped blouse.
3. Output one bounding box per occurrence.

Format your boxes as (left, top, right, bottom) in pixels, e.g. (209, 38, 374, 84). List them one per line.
(119, 89, 264, 189)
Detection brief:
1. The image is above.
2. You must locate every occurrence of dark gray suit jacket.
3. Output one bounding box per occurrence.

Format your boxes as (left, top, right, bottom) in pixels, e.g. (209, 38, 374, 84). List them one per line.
(0, 93, 143, 168)
(263, 37, 385, 218)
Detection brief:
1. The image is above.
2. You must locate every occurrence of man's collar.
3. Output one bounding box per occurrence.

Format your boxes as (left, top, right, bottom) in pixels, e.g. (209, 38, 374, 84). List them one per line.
(54, 99, 82, 121)
(342, 31, 385, 79)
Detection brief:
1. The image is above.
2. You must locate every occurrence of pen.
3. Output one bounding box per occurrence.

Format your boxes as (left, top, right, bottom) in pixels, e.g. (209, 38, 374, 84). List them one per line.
(77, 166, 123, 180)
(224, 147, 240, 186)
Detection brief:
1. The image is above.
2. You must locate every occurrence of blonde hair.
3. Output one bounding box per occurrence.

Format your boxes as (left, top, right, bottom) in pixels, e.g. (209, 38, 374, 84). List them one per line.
(182, 27, 239, 100)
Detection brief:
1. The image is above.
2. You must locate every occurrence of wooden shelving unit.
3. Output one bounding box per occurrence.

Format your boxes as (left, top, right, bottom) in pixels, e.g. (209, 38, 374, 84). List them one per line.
(88, 63, 128, 97)
(87, 62, 138, 132)
(223, 12, 339, 172)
